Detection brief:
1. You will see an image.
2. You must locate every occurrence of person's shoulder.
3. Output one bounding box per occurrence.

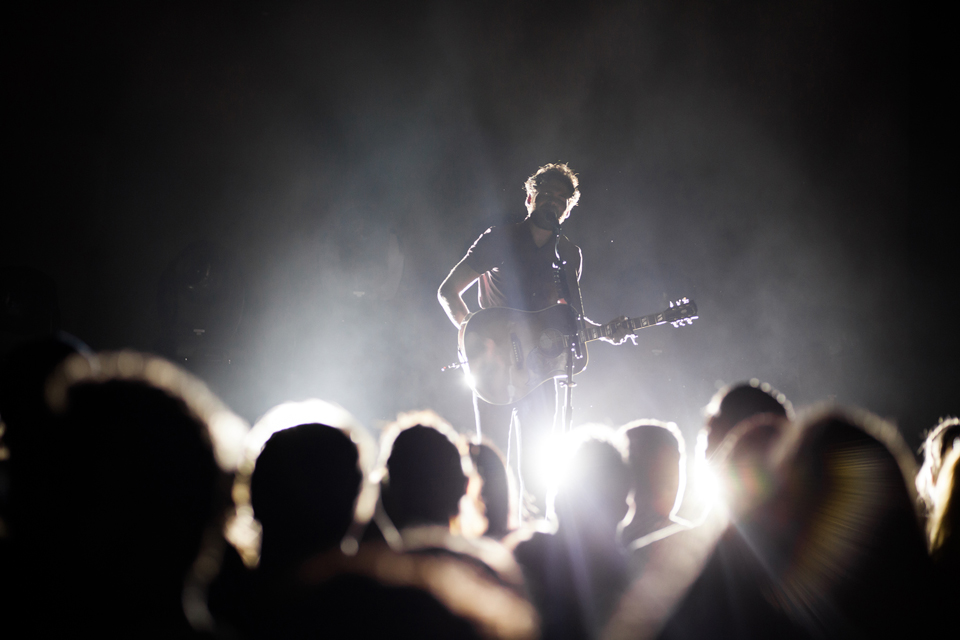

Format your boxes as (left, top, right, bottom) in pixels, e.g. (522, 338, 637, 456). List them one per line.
(492, 222, 530, 239)
(470, 224, 512, 244)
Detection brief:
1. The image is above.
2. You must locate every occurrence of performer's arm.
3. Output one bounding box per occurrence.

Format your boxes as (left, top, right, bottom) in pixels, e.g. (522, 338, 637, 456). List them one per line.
(438, 260, 481, 328)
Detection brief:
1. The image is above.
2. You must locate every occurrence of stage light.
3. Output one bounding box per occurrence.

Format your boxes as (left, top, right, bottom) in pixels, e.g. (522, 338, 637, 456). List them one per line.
(537, 432, 569, 505)
(697, 461, 727, 515)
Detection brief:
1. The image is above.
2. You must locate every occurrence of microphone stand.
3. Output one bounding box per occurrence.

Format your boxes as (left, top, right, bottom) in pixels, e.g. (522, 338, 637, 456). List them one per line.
(552, 224, 580, 435)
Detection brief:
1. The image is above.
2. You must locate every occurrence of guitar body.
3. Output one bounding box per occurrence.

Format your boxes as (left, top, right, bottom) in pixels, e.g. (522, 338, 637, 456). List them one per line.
(459, 305, 587, 406)
(457, 297, 698, 406)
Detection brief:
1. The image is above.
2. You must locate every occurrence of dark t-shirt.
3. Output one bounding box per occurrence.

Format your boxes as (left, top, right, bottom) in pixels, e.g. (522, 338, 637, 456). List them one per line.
(463, 222, 583, 315)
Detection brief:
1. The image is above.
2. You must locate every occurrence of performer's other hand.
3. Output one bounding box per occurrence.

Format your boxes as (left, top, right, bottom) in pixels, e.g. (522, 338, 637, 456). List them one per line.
(600, 316, 634, 346)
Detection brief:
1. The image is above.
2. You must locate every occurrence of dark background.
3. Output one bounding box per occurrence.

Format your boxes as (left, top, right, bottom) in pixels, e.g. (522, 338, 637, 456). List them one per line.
(4, 1, 956, 453)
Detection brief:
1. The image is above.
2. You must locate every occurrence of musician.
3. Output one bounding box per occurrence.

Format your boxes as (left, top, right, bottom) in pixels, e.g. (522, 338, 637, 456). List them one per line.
(438, 163, 627, 517)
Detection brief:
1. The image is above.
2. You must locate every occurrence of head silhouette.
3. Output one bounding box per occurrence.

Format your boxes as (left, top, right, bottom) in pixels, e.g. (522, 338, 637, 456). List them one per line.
(704, 380, 791, 458)
(712, 414, 789, 519)
(379, 412, 469, 531)
(552, 426, 631, 537)
(751, 407, 930, 635)
(620, 420, 685, 534)
(233, 399, 376, 569)
(35, 351, 246, 632)
(250, 423, 363, 572)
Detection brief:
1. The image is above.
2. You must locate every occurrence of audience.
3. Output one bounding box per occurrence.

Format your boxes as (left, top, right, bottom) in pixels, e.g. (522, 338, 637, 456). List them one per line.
(0, 337, 951, 638)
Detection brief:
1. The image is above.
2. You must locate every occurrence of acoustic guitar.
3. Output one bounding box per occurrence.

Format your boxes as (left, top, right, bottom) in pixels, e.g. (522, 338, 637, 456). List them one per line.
(459, 298, 698, 405)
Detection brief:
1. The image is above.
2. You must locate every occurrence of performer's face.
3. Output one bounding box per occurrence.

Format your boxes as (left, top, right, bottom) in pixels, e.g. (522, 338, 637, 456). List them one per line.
(528, 174, 575, 228)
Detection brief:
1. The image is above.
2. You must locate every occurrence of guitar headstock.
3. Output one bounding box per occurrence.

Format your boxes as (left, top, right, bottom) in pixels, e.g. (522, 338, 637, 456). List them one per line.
(667, 297, 698, 328)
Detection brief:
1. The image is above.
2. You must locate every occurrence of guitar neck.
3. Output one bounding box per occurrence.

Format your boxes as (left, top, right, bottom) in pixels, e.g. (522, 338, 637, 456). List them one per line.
(580, 298, 698, 342)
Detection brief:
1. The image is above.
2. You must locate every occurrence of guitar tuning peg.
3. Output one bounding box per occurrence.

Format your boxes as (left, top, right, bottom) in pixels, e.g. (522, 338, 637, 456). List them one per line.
(669, 301, 674, 308)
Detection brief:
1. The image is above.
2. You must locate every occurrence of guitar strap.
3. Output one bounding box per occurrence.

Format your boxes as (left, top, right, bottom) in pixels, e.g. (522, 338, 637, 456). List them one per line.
(552, 229, 584, 322)
(552, 228, 581, 435)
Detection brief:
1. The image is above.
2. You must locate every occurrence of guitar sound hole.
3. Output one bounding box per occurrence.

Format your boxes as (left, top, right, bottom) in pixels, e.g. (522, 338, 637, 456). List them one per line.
(538, 329, 564, 358)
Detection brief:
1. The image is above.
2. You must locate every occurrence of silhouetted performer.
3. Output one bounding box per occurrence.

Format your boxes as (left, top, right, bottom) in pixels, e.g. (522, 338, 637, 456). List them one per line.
(439, 163, 626, 515)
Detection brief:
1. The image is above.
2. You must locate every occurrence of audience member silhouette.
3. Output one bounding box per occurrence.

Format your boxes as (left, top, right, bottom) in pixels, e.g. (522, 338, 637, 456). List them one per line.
(7, 351, 246, 637)
(664, 407, 932, 638)
(379, 412, 470, 532)
(208, 399, 376, 638)
(279, 542, 539, 639)
(514, 426, 633, 639)
(251, 423, 363, 575)
(712, 413, 789, 518)
(616, 419, 689, 583)
(470, 439, 516, 540)
(703, 380, 792, 458)
(656, 414, 802, 640)
(619, 419, 685, 545)
(374, 411, 523, 590)
(772, 408, 932, 635)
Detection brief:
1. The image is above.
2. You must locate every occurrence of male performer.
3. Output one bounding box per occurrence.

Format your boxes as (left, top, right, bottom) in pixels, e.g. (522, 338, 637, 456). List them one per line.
(438, 163, 626, 515)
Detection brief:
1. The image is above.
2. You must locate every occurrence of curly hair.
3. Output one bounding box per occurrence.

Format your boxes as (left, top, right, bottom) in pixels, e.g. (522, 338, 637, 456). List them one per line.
(523, 163, 581, 214)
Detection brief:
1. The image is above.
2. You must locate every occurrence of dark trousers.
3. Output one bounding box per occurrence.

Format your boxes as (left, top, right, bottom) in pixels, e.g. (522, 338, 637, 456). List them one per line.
(474, 379, 559, 517)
